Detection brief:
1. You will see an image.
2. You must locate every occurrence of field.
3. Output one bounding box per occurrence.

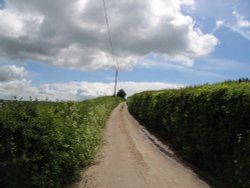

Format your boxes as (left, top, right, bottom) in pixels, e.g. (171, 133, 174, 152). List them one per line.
(128, 80, 250, 187)
(0, 96, 123, 188)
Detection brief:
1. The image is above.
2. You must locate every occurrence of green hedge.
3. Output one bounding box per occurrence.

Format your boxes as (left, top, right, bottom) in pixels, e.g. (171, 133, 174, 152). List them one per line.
(0, 96, 122, 188)
(128, 81, 250, 187)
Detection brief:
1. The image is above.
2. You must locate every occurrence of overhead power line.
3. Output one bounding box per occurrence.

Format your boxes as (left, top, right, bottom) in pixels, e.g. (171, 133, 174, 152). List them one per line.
(102, 0, 118, 96)
(102, 0, 114, 58)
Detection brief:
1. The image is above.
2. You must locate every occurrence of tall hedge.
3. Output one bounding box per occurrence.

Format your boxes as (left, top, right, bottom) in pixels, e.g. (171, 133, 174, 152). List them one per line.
(128, 81, 250, 187)
(0, 96, 122, 188)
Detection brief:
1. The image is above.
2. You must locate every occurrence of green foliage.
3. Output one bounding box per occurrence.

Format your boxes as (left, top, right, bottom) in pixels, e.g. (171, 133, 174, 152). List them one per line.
(0, 96, 122, 188)
(128, 81, 250, 188)
(116, 89, 126, 99)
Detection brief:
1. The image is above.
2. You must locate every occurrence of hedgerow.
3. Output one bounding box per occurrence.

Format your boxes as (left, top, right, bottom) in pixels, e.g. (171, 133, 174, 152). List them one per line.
(128, 80, 250, 187)
(0, 96, 122, 188)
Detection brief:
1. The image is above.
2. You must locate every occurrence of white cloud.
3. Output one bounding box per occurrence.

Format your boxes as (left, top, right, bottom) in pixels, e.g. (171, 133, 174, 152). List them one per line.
(117, 81, 183, 96)
(211, 20, 224, 34)
(0, 0, 218, 70)
(229, 11, 250, 40)
(0, 65, 27, 82)
(0, 80, 32, 99)
(216, 20, 224, 28)
(54, 44, 137, 71)
(211, 11, 250, 41)
(0, 68, 183, 100)
(233, 11, 250, 28)
(180, 0, 195, 6)
(0, 9, 25, 38)
(220, 11, 250, 40)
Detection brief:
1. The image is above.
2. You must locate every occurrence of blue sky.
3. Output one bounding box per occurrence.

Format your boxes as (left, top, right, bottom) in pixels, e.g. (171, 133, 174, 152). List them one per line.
(0, 0, 249, 100)
(0, 0, 4, 7)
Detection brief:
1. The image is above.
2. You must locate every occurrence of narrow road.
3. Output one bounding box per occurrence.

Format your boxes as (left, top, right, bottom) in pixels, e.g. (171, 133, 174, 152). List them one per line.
(73, 103, 210, 188)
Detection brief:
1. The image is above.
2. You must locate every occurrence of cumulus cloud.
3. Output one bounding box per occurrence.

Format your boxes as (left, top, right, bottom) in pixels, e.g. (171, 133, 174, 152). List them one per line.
(0, 65, 27, 82)
(0, 78, 183, 101)
(0, 0, 218, 70)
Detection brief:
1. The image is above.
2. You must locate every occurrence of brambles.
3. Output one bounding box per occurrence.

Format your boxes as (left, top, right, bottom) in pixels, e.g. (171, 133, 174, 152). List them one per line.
(128, 81, 250, 187)
(0, 96, 122, 188)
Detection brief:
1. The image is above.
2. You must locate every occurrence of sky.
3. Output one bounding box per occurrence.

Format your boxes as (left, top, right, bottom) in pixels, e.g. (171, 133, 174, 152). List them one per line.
(0, 0, 249, 100)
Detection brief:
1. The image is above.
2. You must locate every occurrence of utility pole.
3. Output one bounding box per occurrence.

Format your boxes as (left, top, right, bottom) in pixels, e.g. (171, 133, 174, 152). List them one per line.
(102, 0, 119, 97)
(113, 68, 118, 96)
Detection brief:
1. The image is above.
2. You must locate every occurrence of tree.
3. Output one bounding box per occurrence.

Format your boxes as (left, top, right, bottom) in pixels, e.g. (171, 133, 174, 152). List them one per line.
(116, 89, 126, 99)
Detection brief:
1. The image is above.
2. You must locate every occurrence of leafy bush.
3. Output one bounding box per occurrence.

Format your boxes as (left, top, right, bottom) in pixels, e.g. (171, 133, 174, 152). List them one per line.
(116, 89, 126, 99)
(128, 81, 250, 187)
(0, 96, 122, 188)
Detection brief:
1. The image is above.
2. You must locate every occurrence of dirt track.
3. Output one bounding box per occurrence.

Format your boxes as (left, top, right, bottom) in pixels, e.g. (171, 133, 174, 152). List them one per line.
(73, 102, 210, 188)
